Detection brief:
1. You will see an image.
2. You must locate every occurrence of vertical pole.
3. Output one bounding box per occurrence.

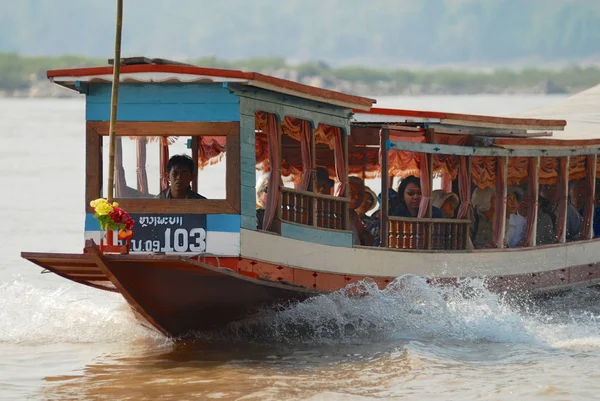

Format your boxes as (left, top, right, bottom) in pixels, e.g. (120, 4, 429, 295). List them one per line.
(343, 133, 350, 230)
(191, 136, 199, 193)
(106, 0, 124, 203)
(311, 123, 317, 227)
(529, 157, 540, 247)
(380, 128, 389, 247)
(589, 154, 597, 240)
(559, 156, 569, 243)
(496, 156, 508, 248)
(425, 128, 434, 249)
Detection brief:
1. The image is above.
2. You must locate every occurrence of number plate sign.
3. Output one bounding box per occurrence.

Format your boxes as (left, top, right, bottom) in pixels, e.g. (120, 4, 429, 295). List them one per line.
(126, 214, 207, 254)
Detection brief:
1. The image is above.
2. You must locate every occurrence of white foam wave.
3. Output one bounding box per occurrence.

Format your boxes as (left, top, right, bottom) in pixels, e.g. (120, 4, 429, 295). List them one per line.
(0, 277, 165, 345)
(220, 275, 600, 349)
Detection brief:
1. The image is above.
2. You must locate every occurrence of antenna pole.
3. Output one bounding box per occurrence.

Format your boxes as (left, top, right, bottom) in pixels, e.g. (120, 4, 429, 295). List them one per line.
(107, 0, 123, 203)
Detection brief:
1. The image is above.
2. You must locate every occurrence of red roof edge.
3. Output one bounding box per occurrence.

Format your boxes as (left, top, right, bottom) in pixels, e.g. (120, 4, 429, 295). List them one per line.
(47, 64, 375, 109)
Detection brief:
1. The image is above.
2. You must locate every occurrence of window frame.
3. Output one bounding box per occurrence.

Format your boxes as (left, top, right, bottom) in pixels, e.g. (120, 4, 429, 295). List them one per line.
(85, 121, 240, 214)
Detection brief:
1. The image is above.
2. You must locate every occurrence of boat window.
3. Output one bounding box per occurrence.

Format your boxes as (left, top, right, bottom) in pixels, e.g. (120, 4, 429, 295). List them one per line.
(101, 136, 226, 200)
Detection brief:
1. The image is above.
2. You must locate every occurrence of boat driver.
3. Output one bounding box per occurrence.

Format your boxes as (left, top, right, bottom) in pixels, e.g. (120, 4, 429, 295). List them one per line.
(158, 154, 206, 199)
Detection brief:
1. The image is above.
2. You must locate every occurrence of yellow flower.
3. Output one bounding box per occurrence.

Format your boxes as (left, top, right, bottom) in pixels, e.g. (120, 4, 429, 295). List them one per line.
(90, 198, 105, 208)
(95, 202, 114, 216)
(112, 202, 119, 208)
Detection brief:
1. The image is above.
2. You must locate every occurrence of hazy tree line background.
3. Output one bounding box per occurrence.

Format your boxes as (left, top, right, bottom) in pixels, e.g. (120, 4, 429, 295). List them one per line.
(2, 0, 600, 96)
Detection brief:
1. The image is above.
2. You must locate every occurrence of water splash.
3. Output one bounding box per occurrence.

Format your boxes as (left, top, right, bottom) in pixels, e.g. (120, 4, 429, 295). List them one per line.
(0, 277, 165, 345)
(218, 275, 600, 349)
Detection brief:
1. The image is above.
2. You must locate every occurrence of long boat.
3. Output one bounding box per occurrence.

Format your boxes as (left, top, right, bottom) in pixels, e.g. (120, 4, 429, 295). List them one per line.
(21, 58, 600, 337)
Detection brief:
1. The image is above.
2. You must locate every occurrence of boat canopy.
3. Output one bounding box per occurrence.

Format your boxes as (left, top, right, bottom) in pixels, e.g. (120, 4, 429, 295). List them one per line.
(47, 60, 376, 111)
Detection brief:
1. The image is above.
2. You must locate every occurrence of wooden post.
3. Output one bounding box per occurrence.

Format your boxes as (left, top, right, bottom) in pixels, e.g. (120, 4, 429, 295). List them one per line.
(106, 0, 123, 204)
(311, 122, 317, 227)
(559, 156, 569, 243)
(274, 116, 283, 234)
(343, 133, 350, 231)
(424, 128, 434, 249)
(589, 154, 597, 240)
(497, 156, 508, 248)
(191, 136, 199, 193)
(380, 128, 389, 247)
(529, 156, 540, 247)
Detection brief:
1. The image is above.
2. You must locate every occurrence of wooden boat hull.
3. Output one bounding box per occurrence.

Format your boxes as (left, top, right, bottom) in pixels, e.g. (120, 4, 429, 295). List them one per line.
(21, 235, 600, 337)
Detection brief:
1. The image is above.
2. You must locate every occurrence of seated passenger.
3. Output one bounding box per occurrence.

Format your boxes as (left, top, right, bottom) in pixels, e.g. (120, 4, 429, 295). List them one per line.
(471, 187, 495, 249)
(569, 179, 600, 237)
(518, 190, 555, 245)
(157, 154, 206, 199)
(256, 173, 269, 230)
(505, 187, 526, 248)
(431, 190, 459, 218)
(390, 175, 443, 218)
(540, 184, 582, 241)
(356, 186, 378, 222)
(315, 167, 335, 195)
(348, 177, 375, 246)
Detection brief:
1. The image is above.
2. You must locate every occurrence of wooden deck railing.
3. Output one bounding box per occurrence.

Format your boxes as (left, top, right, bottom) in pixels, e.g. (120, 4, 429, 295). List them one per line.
(280, 187, 350, 230)
(388, 217, 470, 250)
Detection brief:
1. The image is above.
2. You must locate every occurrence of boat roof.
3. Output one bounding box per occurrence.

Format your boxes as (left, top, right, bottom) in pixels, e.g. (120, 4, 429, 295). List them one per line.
(511, 83, 600, 144)
(353, 107, 566, 132)
(47, 59, 376, 111)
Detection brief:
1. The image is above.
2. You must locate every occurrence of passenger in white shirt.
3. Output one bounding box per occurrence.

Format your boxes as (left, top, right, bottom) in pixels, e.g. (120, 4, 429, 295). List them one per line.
(506, 188, 527, 248)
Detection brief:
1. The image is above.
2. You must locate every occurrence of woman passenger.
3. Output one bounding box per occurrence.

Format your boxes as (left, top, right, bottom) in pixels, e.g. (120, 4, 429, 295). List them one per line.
(506, 187, 526, 247)
(391, 175, 443, 218)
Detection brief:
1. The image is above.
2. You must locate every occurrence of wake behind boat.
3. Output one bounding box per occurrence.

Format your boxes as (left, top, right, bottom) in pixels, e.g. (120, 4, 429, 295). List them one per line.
(22, 58, 600, 337)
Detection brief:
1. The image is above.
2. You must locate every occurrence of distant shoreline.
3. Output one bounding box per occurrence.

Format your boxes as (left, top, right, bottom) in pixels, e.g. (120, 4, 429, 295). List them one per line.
(1, 54, 599, 98)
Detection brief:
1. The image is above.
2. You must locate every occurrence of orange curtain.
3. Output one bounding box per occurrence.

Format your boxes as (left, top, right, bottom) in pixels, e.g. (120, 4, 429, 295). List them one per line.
(508, 157, 528, 185)
(198, 136, 226, 169)
(471, 157, 497, 189)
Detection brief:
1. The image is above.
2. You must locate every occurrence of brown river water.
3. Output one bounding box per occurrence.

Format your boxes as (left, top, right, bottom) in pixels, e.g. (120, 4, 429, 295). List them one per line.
(1, 96, 600, 400)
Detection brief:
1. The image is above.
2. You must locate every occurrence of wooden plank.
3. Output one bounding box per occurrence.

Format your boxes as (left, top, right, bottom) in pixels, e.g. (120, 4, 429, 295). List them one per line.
(387, 139, 600, 157)
(529, 157, 540, 247)
(226, 131, 241, 213)
(381, 128, 390, 247)
(281, 187, 351, 202)
(389, 217, 470, 224)
(239, 99, 351, 131)
(87, 83, 240, 104)
(493, 137, 600, 148)
(86, 102, 240, 122)
(343, 134, 350, 231)
(88, 121, 240, 137)
(280, 221, 353, 248)
(86, 123, 103, 213)
(560, 157, 569, 243)
(589, 154, 597, 240)
(231, 84, 353, 119)
(113, 199, 238, 214)
(497, 156, 508, 249)
(85, 240, 169, 337)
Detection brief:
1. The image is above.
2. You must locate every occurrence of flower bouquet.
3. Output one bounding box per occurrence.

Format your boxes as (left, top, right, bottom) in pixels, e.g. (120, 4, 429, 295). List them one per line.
(90, 198, 135, 253)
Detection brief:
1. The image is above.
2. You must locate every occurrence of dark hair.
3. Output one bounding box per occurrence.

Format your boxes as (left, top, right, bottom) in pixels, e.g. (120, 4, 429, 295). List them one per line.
(167, 154, 195, 174)
(509, 189, 522, 203)
(396, 175, 421, 204)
